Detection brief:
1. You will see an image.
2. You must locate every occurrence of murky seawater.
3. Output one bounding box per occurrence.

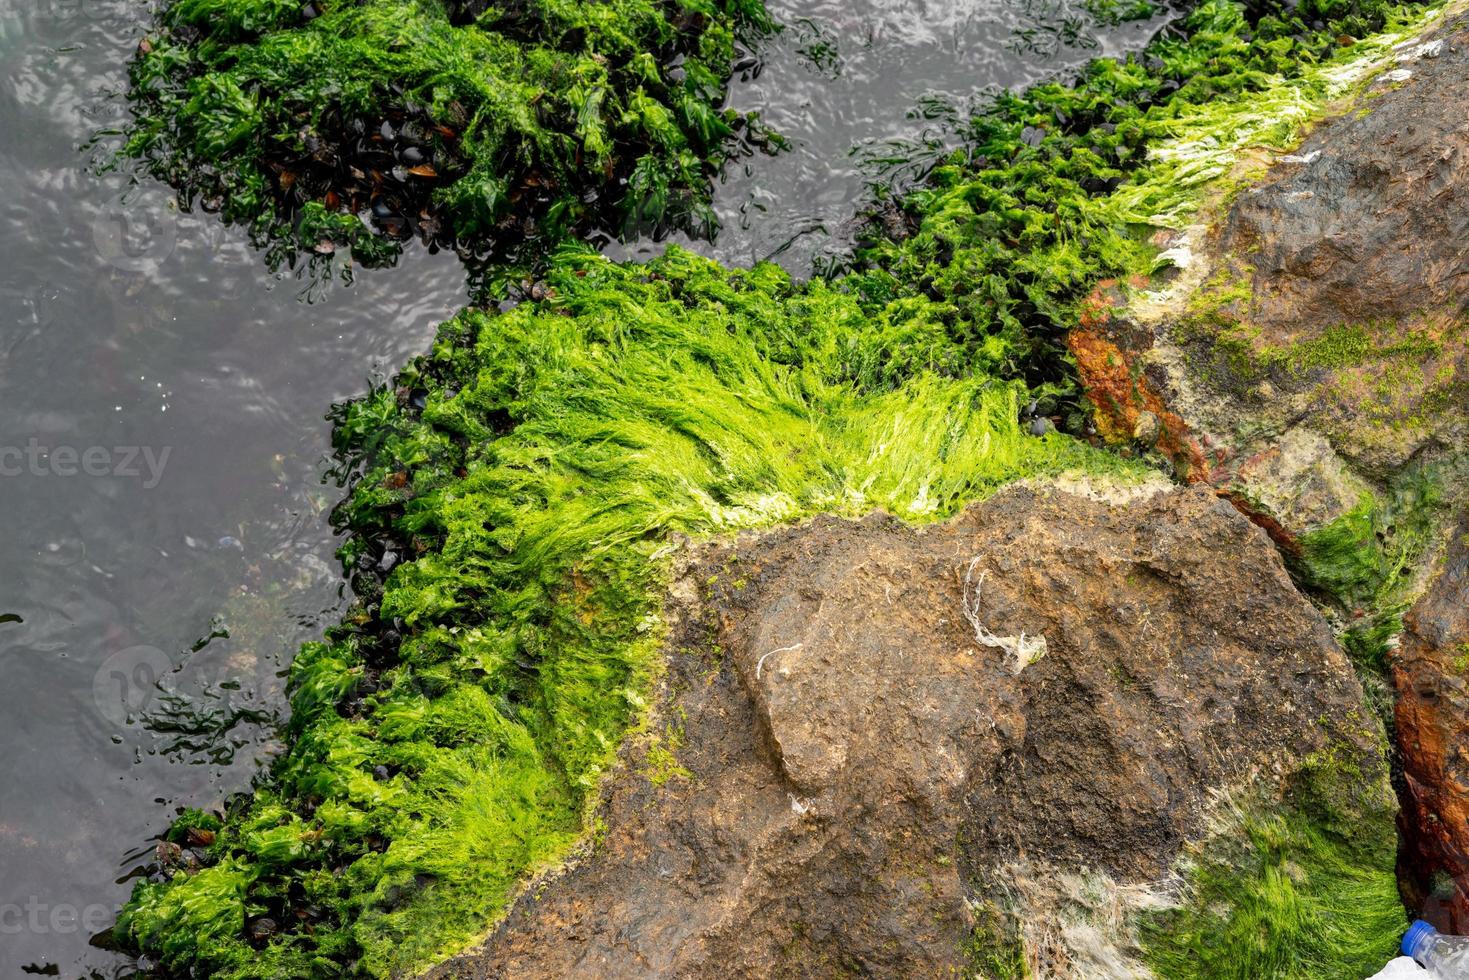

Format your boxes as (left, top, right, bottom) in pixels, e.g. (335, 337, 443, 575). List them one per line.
(617, 0, 1168, 274)
(0, 1, 1163, 974)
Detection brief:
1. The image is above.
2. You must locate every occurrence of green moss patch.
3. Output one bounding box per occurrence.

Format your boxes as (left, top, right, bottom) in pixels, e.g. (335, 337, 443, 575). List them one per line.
(1297, 494, 1392, 608)
(1296, 460, 1452, 684)
(966, 900, 1032, 980)
(1181, 306, 1465, 417)
(1297, 459, 1446, 610)
(1141, 745, 1403, 980)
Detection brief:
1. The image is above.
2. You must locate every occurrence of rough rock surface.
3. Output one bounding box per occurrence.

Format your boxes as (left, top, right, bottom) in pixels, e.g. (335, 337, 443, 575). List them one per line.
(1220, 46, 1469, 344)
(1072, 10, 1469, 537)
(428, 484, 1384, 978)
(1396, 518, 1469, 928)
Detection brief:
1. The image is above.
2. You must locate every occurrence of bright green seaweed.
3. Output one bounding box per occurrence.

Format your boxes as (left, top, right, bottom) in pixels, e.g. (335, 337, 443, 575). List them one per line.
(120, 247, 1148, 978)
(113, 0, 1436, 974)
(1141, 747, 1404, 979)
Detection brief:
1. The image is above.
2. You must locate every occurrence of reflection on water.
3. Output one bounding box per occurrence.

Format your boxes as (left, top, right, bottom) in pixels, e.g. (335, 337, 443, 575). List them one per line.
(0, 0, 1161, 974)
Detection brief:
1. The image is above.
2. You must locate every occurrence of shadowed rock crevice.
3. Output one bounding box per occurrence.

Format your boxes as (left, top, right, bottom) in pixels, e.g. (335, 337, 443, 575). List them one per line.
(1396, 517, 1469, 928)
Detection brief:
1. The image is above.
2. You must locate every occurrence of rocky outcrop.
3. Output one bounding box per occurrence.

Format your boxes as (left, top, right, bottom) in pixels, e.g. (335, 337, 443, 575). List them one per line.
(1396, 517, 1469, 929)
(1072, 9, 1469, 541)
(1063, 10, 1469, 931)
(427, 483, 1390, 978)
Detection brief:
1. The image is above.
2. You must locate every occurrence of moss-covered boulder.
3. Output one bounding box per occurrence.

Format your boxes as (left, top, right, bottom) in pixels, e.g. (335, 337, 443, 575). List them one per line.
(427, 483, 1400, 979)
(1050, 14, 1469, 945)
(1056, 13, 1469, 747)
(1067, 5, 1469, 588)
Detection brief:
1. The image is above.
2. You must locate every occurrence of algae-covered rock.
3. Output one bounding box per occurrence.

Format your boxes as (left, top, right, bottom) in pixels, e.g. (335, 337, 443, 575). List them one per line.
(107, 1, 1448, 976)
(1061, 11, 1469, 942)
(428, 483, 1399, 979)
(1072, 5, 1469, 544)
(116, 0, 774, 273)
(1174, 7, 1469, 474)
(115, 247, 1148, 980)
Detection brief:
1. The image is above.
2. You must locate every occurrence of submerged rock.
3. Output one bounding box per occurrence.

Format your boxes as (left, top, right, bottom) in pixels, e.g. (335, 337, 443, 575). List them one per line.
(429, 483, 1395, 978)
(1396, 516, 1469, 929)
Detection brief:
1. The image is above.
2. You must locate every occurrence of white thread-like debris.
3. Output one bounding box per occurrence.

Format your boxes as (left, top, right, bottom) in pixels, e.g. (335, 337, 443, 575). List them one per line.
(961, 559, 1048, 675)
(1400, 38, 1444, 60)
(756, 643, 803, 681)
(1155, 242, 1196, 270)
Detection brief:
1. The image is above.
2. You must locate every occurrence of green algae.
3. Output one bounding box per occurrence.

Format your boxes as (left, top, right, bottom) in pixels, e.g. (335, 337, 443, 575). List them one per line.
(118, 246, 1147, 979)
(845, 0, 1428, 416)
(643, 721, 692, 787)
(1297, 460, 1452, 683)
(966, 901, 1032, 980)
(1141, 744, 1403, 980)
(1297, 494, 1391, 608)
(1299, 461, 1447, 606)
(117, 0, 774, 274)
(110, 0, 1445, 974)
(1275, 324, 1443, 378)
(1180, 304, 1463, 422)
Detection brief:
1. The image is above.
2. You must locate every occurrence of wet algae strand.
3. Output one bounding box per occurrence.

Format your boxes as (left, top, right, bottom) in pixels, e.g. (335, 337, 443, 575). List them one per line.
(113, 0, 1434, 976)
(118, 0, 775, 274)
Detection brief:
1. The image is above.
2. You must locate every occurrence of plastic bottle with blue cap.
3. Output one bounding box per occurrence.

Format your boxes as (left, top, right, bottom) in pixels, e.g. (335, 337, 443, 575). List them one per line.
(1405, 920, 1469, 976)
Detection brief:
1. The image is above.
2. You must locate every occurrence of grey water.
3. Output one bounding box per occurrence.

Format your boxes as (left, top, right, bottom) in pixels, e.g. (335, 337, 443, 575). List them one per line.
(622, 0, 1168, 274)
(0, 0, 1163, 975)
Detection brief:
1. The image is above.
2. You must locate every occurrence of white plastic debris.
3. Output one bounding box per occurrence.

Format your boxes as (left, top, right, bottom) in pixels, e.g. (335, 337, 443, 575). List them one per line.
(1371, 955, 1427, 978)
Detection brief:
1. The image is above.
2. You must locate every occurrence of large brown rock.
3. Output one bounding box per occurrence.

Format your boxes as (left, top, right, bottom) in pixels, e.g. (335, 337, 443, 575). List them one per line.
(1219, 43, 1469, 346)
(1396, 518, 1469, 929)
(428, 483, 1387, 978)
